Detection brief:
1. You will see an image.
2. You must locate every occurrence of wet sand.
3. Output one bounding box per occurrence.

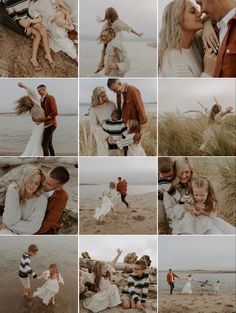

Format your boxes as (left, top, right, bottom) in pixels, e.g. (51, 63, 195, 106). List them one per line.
(79, 192, 157, 234)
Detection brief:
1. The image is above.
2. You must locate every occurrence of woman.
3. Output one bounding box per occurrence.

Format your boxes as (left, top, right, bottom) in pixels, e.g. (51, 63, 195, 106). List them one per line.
(182, 274, 195, 294)
(159, 0, 217, 77)
(0, 166, 47, 235)
(163, 157, 235, 234)
(16, 82, 45, 156)
(89, 86, 122, 156)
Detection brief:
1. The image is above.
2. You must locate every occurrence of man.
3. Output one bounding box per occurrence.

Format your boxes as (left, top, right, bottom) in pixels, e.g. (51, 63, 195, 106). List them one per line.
(107, 79, 147, 146)
(36, 84, 58, 156)
(197, 0, 236, 77)
(166, 269, 180, 295)
(36, 166, 69, 234)
(116, 177, 130, 208)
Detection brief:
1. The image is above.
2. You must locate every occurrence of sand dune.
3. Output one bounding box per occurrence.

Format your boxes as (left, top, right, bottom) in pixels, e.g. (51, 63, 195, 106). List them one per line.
(79, 192, 157, 235)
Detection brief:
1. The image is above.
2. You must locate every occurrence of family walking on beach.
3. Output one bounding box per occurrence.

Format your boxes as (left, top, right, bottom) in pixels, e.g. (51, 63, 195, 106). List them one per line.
(0, 165, 69, 235)
(94, 177, 130, 224)
(89, 78, 147, 156)
(166, 269, 221, 295)
(19, 244, 64, 305)
(159, 0, 236, 77)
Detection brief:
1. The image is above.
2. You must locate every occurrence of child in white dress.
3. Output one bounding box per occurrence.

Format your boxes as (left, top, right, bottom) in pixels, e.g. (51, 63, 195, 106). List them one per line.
(182, 274, 195, 294)
(199, 104, 233, 155)
(33, 263, 64, 305)
(214, 280, 221, 295)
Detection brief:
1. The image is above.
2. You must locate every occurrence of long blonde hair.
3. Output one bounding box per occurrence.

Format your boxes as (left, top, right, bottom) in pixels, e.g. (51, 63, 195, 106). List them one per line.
(97, 27, 116, 45)
(15, 96, 34, 115)
(17, 166, 45, 204)
(209, 104, 221, 123)
(92, 261, 111, 291)
(173, 157, 194, 193)
(100, 7, 119, 25)
(90, 87, 108, 107)
(49, 263, 59, 280)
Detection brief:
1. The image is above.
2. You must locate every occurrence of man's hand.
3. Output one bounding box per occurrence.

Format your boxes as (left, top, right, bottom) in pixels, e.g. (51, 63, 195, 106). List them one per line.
(18, 82, 26, 89)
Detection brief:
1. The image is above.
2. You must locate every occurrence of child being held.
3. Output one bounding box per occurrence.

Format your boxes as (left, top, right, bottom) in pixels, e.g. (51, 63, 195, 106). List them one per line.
(33, 263, 64, 305)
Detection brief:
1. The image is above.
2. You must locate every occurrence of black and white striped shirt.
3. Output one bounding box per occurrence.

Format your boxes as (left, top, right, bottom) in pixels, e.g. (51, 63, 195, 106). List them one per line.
(127, 272, 149, 303)
(18, 252, 37, 278)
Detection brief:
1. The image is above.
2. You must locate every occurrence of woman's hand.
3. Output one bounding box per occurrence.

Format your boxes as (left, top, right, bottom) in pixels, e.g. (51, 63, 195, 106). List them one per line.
(203, 48, 217, 76)
(226, 106, 233, 113)
(137, 32, 144, 38)
(202, 20, 219, 53)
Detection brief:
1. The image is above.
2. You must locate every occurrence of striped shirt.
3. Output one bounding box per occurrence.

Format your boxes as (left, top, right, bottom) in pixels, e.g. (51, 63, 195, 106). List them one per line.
(18, 252, 37, 278)
(127, 272, 149, 303)
(3, 0, 30, 22)
(158, 175, 182, 203)
(100, 119, 127, 149)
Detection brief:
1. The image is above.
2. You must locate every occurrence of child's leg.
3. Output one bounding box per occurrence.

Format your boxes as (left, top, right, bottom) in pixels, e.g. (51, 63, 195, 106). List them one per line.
(111, 206, 117, 217)
(35, 24, 55, 67)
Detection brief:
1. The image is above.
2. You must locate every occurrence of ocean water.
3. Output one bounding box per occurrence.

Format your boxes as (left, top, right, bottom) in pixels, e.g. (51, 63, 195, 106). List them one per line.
(159, 271, 236, 293)
(0, 115, 78, 155)
(79, 40, 157, 77)
(80, 184, 156, 201)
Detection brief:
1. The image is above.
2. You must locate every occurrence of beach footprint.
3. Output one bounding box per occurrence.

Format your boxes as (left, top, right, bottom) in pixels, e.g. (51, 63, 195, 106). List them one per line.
(132, 215, 146, 222)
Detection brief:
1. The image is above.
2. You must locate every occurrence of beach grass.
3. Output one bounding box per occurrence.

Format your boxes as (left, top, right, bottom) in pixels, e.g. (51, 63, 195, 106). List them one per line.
(158, 113, 236, 156)
(79, 113, 157, 156)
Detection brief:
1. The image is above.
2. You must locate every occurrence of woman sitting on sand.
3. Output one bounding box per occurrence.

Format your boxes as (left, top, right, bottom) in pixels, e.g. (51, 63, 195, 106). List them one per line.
(95, 7, 143, 75)
(0, 166, 47, 235)
(159, 0, 218, 77)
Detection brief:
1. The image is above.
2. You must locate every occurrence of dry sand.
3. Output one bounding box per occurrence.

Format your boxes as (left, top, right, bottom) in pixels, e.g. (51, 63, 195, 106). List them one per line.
(158, 293, 236, 313)
(79, 192, 157, 235)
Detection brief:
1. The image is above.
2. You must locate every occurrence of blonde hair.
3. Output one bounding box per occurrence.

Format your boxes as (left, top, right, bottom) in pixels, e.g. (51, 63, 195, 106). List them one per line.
(49, 263, 59, 280)
(97, 27, 116, 45)
(209, 104, 221, 123)
(90, 87, 108, 107)
(173, 157, 194, 193)
(101, 7, 119, 25)
(15, 96, 34, 115)
(17, 166, 45, 204)
(191, 176, 218, 213)
(92, 261, 111, 290)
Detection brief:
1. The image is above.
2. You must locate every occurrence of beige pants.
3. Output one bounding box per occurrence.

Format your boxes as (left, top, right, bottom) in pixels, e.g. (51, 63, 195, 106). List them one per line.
(19, 277, 30, 289)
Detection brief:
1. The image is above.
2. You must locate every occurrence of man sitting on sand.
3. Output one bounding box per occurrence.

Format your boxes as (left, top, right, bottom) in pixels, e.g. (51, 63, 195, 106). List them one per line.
(116, 177, 130, 208)
(166, 269, 180, 295)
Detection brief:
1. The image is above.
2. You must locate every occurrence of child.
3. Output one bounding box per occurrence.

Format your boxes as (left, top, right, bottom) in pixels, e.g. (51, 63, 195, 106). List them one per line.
(95, 7, 143, 74)
(199, 104, 233, 155)
(122, 259, 150, 310)
(33, 263, 64, 305)
(18, 244, 38, 298)
(52, 0, 74, 30)
(115, 119, 146, 156)
(214, 280, 220, 295)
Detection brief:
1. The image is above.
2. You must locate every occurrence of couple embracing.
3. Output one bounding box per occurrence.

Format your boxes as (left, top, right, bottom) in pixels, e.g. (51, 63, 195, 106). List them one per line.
(89, 79, 148, 156)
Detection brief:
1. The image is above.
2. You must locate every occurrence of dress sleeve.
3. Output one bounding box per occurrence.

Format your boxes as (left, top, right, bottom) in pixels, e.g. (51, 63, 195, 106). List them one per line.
(163, 192, 186, 220)
(3, 184, 21, 227)
(25, 87, 41, 107)
(89, 106, 114, 140)
(28, 3, 41, 18)
(116, 133, 134, 149)
(113, 19, 131, 32)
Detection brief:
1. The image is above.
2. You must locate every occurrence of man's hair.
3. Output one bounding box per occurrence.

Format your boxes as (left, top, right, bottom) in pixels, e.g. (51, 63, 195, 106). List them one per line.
(107, 78, 119, 88)
(37, 84, 46, 89)
(169, 269, 172, 271)
(28, 244, 39, 253)
(49, 166, 70, 185)
(158, 157, 174, 173)
(135, 259, 147, 269)
(118, 177, 122, 180)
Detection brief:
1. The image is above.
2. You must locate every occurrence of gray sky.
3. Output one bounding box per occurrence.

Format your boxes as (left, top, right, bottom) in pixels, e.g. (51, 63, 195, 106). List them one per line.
(159, 79, 236, 114)
(79, 157, 156, 185)
(159, 236, 236, 271)
(80, 235, 157, 267)
(79, 78, 157, 103)
(0, 79, 78, 113)
(80, 0, 157, 40)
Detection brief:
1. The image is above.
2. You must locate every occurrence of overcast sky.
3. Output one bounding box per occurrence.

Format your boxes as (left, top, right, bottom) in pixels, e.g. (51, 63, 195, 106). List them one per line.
(79, 157, 156, 185)
(159, 79, 236, 114)
(80, 0, 157, 40)
(159, 236, 236, 271)
(80, 78, 157, 104)
(0, 79, 78, 113)
(80, 235, 157, 267)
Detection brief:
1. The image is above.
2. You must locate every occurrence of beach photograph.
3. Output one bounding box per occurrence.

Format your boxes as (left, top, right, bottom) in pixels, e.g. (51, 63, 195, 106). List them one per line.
(158, 79, 236, 156)
(79, 157, 157, 234)
(158, 156, 236, 235)
(0, 79, 78, 156)
(80, 78, 157, 156)
(80, 235, 157, 313)
(0, 157, 78, 235)
(159, 236, 236, 313)
(0, 0, 78, 77)
(79, 0, 157, 77)
(0, 235, 78, 313)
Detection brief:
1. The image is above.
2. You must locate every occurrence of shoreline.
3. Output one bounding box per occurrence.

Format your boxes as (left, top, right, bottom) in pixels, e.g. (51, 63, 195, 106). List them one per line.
(0, 152, 77, 156)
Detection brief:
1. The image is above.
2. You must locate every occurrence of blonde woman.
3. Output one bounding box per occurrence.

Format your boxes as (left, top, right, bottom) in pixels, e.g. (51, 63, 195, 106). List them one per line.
(159, 0, 217, 77)
(89, 86, 122, 156)
(0, 166, 47, 235)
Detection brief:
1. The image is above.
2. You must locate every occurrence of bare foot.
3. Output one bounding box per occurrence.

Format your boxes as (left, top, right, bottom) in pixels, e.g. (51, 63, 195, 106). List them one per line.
(45, 54, 55, 69)
(30, 58, 41, 70)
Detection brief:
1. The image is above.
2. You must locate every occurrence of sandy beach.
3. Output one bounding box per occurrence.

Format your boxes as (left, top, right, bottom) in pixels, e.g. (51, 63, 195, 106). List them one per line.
(79, 192, 157, 234)
(158, 293, 236, 313)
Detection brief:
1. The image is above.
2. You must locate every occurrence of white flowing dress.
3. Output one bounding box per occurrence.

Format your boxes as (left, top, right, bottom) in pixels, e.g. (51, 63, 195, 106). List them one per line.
(33, 270, 64, 305)
(182, 277, 193, 294)
(94, 190, 114, 220)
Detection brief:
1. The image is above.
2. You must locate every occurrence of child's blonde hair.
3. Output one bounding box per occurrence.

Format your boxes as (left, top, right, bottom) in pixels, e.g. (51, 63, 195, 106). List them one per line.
(127, 119, 141, 144)
(191, 176, 218, 213)
(209, 104, 222, 123)
(92, 261, 111, 290)
(97, 27, 116, 44)
(49, 263, 59, 279)
(101, 7, 119, 25)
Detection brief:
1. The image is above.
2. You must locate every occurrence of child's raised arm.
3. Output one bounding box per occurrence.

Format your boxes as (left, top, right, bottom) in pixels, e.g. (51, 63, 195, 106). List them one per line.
(110, 248, 122, 267)
(220, 106, 234, 117)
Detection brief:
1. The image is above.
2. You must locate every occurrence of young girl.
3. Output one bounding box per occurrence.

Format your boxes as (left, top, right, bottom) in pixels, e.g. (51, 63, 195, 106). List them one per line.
(115, 119, 146, 156)
(51, 0, 74, 30)
(33, 263, 64, 305)
(199, 104, 233, 155)
(94, 182, 117, 224)
(81, 249, 122, 313)
(214, 280, 220, 295)
(95, 7, 143, 74)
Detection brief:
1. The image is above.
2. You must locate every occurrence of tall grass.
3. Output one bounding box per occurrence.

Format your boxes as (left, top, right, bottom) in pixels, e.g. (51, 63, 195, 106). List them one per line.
(80, 113, 157, 156)
(159, 114, 236, 156)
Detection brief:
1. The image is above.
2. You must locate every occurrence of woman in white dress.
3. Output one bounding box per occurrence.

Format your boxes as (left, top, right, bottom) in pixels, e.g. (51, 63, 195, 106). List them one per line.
(16, 82, 45, 157)
(159, 0, 218, 77)
(94, 182, 117, 224)
(34, 263, 64, 305)
(0, 166, 47, 235)
(182, 274, 195, 294)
